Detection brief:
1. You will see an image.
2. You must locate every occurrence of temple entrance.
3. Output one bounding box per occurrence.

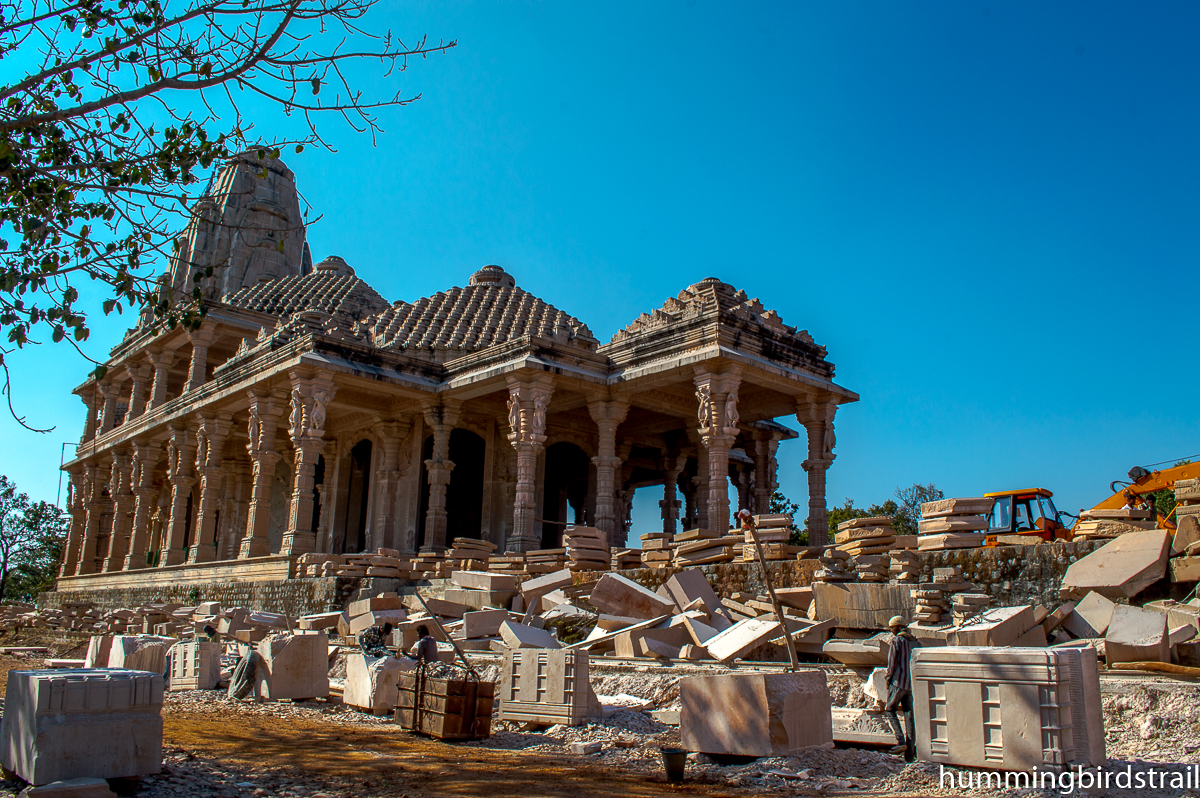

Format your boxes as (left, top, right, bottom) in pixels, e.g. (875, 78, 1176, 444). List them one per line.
(341, 442, 371, 553)
(417, 429, 485, 547)
(541, 442, 590, 549)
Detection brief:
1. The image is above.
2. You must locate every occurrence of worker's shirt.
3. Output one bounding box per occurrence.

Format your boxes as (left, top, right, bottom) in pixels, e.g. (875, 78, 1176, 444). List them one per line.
(887, 632, 914, 691)
(358, 626, 390, 656)
(416, 635, 438, 663)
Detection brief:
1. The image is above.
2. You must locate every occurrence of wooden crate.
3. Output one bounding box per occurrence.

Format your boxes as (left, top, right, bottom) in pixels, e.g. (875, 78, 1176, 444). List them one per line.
(496, 649, 594, 726)
(395, 672, 494, 740)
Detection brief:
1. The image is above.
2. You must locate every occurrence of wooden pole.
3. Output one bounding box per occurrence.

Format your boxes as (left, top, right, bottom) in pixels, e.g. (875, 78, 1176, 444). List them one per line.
(743, 514, 800, 671)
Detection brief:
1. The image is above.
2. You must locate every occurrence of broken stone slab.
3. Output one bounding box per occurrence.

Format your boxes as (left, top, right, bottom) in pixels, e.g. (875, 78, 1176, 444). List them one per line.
(1170, 624, 1197, 646)
(520, 568, 573, 599)
(451, 570, 518, 592)
(569, 741, 602, 755)
(945, 606, 1036, 647)
(106, 636, 175, 674)
(566, 615, 670, 651)
(1173, 515, 1200, 556)
(499, 620, 560, 650)
(84, 636, 112, 669)
(774, 587, 813, 611)
(1062, 592, 1116, 639)
(1011, 624, 1048, 647)
(348, 609, 407, 636)
(861, 667, 888, 703)
(834, 526, 896, 544)
(1170, 556, 1200, 583)
(297, 612, 343, 631)
(680, 671, 833, 756)
(347, 596, 405, 616)
(920, 497, 995, 518)
(682, 615, 720, 646)
(1105, 605, 1169, 665)
(704, 618, 782, 663)
(1143, 600, 1200, 634)
(417, 598, 472, 619)
(918, 533, 987, 551)
(343, 653, 413, 715)
(587, 573, 677, 620)
(1042, 601, 1076, 635)
(254, 632, 329, 701)
(912, 646, 1104, 770)
(811, 582, 917, 629)
(1082, 507, 1153, 520)
(0, 669, 163, 785)
(19, 778, 117, 798)
(658, 569, 721, 614)
(635, 629, 686, 659)
(1061, 528, 1170, 599)
(820, 633, 890, 667)
(462, 609, 511, 638)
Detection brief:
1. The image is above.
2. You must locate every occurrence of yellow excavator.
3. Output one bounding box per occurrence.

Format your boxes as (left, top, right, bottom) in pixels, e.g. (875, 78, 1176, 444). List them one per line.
(982, 461, 1200, 545)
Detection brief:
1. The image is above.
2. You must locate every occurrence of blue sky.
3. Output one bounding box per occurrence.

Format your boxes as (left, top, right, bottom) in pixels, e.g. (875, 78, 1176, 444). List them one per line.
(4, 2, 1198, 538)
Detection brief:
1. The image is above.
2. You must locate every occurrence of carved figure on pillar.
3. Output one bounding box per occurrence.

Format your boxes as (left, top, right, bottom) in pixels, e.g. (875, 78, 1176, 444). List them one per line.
(282, 371, 336, 556)
(123, 443, 162, 570)
(241, 389, 285, 558)
(75, 464, 108, 575)
(59, 470, 87, 577)
(506, 376, 554, 552)
(587, 394, 629, 548)
(693, 366, 742, 533)
(159, 424, 197, 566)
(422, 401, 461, 552)
(799, 399, 839, 547)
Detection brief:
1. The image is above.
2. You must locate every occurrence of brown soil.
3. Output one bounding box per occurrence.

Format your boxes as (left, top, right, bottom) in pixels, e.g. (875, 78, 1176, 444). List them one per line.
(163, 707, 744, 798)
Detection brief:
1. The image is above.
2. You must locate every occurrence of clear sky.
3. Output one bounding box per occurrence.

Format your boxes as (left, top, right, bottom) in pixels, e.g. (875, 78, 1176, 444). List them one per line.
(4, 2, 1198, 540)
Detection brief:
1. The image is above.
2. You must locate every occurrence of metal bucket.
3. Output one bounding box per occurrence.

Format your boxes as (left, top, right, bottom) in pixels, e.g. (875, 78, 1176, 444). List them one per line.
(660, 747, 687, 782)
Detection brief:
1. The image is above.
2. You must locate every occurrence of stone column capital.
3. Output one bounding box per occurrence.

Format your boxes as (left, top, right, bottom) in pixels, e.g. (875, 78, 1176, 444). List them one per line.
(146, 348, 177, 370)
(287, 375, 337, 444)
(506, 378, 554, 444)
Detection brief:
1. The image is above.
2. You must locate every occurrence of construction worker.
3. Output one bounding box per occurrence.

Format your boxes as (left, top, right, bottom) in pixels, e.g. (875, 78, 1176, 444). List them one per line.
(414, 624, 438, 663)
(885, 615, 917, 762)
(358, 621, 394, 657)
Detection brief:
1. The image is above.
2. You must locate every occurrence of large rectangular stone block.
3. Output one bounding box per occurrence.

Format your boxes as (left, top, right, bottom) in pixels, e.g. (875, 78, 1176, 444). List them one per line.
(0, 669, 163, 785)
(106, 636, 175, 674)
(1061, 529, 1170, 599)
(496, 649, 594, 725)
(812, 582, 916, 629)
(343, 653, 412, 715)
(680, 671, 832, 756)
(1105, 605, 1169, 665)
(255, 632, 328, 701)
(587, 573, 676, 620)
(911, 646, 1105, 772)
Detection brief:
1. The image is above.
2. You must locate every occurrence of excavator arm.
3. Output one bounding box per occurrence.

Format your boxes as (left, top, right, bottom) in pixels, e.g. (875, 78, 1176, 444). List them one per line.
(1084, 462, 1200, 529)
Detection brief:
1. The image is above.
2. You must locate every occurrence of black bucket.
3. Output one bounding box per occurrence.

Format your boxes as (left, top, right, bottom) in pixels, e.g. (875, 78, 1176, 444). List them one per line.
(660, 747, 687, 782)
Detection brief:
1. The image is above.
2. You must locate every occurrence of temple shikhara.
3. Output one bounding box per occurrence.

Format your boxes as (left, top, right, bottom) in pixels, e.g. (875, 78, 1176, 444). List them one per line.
(56, 153, 857, 589)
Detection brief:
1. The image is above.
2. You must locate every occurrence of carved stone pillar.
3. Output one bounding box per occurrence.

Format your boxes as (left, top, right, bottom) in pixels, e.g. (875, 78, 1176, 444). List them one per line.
(587, 395, 629, 548)
(422, 401, 462, 552)
(74, 464, 105, 575)
(104, 448, 134, 569)
(59, 470, 87, 577)
(97, 382, 119, 434)
(123, 443, 162, 570)
(159, 424, 197, 566)
(373, 418, 412, 551)
(80, 396, 98, 442)
(281, 372, 336, 556)
(694, 367, 742, 534)
(659, 456, 685, 537)
(751, 430, 781, 515)
(688, 433, 709, 531)
(146, 350, 176, 410)
(188, 412, 232, 563)
(126, 363, 151, 420)
(798, 400, 838, 547)
(220, 461, 251, 560)
(502, 377, 552, 552)
(241, 389, 286, 559)
(735, 466, 752, 512)
(186, 324, 218, 392)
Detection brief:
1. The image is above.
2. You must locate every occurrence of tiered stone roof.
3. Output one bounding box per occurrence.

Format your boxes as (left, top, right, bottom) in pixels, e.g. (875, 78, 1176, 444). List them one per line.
(608, 277, 816, 348)
(224, 270, 388, 328)
(361, 267, 595, 353)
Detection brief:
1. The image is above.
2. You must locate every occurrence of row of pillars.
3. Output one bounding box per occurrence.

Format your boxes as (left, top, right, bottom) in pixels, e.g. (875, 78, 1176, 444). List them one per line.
(60, 371, 335, 577)
(82, 325, 219, 440)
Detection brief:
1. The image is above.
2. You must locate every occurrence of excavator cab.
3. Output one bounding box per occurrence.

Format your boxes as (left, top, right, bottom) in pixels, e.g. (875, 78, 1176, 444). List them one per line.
(984, 489, 1072, 544)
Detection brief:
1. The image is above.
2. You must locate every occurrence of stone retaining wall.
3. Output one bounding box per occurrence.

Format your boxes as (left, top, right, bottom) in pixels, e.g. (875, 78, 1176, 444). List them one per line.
(39, 541, 1105, 615)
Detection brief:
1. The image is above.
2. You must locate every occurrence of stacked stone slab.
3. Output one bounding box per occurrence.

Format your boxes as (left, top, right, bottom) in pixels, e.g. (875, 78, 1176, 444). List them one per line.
(610, 548, 641, 569)
(889, 550, 920, 583)
(834, 516, 896, 555)
(523, 548, 569, 574)
(564, 526, 611, 572)
(0, 669, 164, 785)
(1072, 507, 1157, 541)
(447, 537, 497, 571)
(951, 592, 991, 624)
(814, 547, 853, 582)
(672, 530, 740, 566)
(851, 554, 889, 583)
(742, 514, 800, 562)
(639, 532, 674, 569)
(487, 552, 527, 576)
(1170, 481, 1200, 581)
(912, 588, 947, 624)
(918, 497, 993, 551)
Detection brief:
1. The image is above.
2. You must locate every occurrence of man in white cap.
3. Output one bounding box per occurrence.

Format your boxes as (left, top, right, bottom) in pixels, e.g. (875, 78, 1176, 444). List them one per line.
(885, 615, 917, 761)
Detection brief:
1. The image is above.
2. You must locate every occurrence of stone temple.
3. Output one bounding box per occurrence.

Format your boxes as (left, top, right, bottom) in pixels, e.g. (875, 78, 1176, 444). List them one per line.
(56, 153, 857, 589)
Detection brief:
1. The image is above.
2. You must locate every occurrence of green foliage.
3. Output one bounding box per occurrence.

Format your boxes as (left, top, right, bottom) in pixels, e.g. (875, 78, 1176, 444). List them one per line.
(769, 490, 809, 545)
(0, 476, 67, 603)
(0, 0, 454, 428)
